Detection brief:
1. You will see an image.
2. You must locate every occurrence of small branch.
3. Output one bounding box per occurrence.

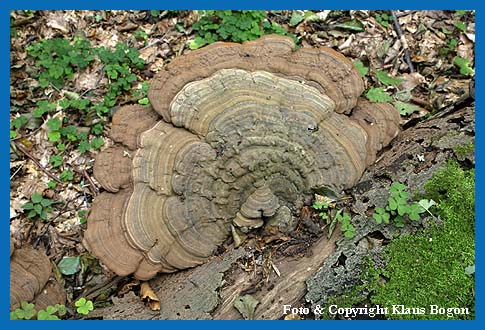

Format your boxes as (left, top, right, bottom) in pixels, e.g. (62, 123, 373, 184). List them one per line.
(390, 10, 415, 73)
(13, 141, 62, 183)
(73, 167, 99, 196)
(138, 38, 163, 51)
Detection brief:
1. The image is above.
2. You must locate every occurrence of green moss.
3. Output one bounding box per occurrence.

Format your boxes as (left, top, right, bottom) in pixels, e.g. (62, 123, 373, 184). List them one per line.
(323, 160, 475, 319)
(370, 160, 475, 319)
(453, 142, 475, 159)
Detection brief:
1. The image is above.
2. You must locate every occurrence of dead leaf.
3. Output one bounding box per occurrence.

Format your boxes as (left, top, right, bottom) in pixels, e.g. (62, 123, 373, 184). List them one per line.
(140, 281, 160, 311)
(398, 72, 426, 91)
(46, 12, 70, 34)
(234, 294, 259, 320)
(284, 313, 301, 320)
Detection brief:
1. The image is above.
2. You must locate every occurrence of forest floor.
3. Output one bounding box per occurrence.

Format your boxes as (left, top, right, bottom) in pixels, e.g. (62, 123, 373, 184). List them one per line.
(9, 10, 475, 320)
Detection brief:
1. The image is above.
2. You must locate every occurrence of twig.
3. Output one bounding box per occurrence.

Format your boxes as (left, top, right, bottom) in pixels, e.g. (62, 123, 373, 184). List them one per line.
(11, 126, 43, 142)
(138, 38, 163, 51)
(33, 196, 80, 248)
(10, 163, 24, 181)
(73, 168, 99, 196)
(13, 141, 62, 183)
(390, 10, 415, 73)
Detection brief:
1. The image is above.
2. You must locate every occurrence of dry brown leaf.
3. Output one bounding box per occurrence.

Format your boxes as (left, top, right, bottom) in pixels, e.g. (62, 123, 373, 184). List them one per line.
(140, 281, 160, 311)
(284, 313, 302, 320)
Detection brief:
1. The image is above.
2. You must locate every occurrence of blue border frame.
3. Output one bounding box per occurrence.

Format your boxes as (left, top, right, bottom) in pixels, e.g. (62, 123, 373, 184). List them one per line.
(2, 1, 482, 328)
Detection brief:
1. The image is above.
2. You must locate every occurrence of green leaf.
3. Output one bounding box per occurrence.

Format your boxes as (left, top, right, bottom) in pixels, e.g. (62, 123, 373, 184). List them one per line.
(353, 60, 369, 77)
(388, 197, 398, 210)
(55, 304, 67, 316)
(57, 143, 66, 151)
(455, 21, 467, 32)
(75, 297, 94, 315)
(46, 118, 61, 131)
(12, 115, 28, 130)
(344, 229, 355, 238)
(408, 211, 420, 221)
(58, 256, 81, 275)
(91, 137, 105, 150)
(189, 36, 208, 50)
(382, 212, 390, 224)
(28, 210, 37, 218)
(373, 213, 382, 224)
(41, 198, 53, 207)
(454, 56, 474, 75)
(394, 215, 405, 227)
(48, 131, 61, 142)
(78, 140, 91, 153)
(138, 97, 150, 105)
(418, 199, 437, 213)
(334, 19, 365, 32)
(390, 182, 406, 193)
(49, 154, 63, 168)
(60, 169, 74, 182)
(442, 27, 452, 35)
(90, 123, 104, 135)
(22, 202, 34, 210)
(448, 38, 458, 49)
(365, 87, 393, 102)
(375, 70, 404, 86)
(37, 306, 60, 320)
(34, 203, 42, 215)
(464, 265, 475, 276)
(47, 180, 57, 189)
(31, 193, 42, 204)
(394, 101, 419, 116)
(289, 12, 304, 26)
(312, 201, 328, 210)
(13, 301, 36, 319)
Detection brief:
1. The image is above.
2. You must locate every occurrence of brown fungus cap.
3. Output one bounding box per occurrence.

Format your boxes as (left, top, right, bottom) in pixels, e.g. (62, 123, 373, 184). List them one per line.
(84, 35, 400, 280)
(10, 243, 66, 311)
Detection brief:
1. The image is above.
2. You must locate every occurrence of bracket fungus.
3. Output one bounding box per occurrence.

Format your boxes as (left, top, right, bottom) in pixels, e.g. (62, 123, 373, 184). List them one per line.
(10, 240, 66, 311)
(84, 35, 400, 280)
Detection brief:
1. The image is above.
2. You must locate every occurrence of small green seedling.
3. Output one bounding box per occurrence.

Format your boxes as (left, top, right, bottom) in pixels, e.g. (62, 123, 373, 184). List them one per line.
(353, 60, 369, 77)
(10, 301, 36, 320)
(365, 87, 393, 103)
(372, 182, 431, 227)
(312, 200, 329, 220)
(22, 192, 53, 221)
(454, 56, 474, 75)
(375, 12, 392, 28)
(335, 210, 355, 238)
(75, 298, 94, 315)
(37, 305, 65, 320)
(60, 169, 74, 182)
(375, 70, 404, 86)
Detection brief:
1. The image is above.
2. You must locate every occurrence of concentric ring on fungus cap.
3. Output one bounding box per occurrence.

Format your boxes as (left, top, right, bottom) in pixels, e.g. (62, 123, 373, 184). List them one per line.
(83, 35, 400, 280)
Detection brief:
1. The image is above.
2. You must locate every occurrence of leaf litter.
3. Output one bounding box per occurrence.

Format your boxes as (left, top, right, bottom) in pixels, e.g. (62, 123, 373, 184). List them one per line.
(9, 9, 475, 319)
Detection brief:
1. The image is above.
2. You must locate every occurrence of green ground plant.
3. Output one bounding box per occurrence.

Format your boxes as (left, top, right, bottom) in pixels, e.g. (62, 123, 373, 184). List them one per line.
(372, 182, 432, 227)
(12, 37, 146, 175)
(11, 298, 93, 320)
(189, 10, 297, 49)
(312, 200, 355, 239)
(324, 159, 475, 320)
(21, 192, 53, 221)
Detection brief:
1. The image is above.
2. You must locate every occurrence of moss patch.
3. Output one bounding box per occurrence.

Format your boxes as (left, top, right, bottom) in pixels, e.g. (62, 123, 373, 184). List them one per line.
(324, 160, 475, 320)
(453, 142, 475, 159)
